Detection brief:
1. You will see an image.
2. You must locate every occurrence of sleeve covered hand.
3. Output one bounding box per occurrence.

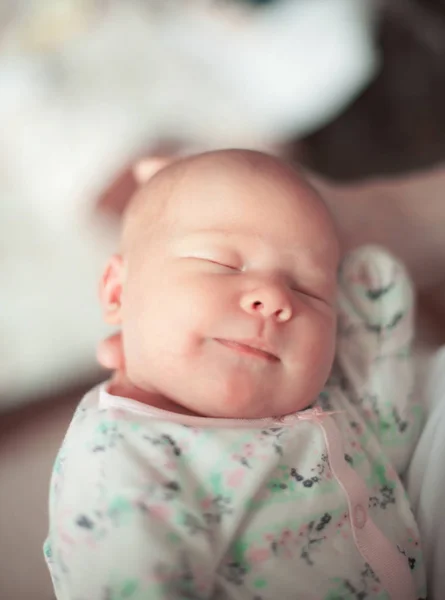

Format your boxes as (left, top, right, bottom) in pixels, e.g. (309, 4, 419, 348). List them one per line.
(335, 245, 422, 474)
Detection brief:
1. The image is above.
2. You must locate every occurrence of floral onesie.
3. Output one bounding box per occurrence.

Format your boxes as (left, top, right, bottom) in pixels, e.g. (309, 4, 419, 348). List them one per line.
(44, 247, 427, 599)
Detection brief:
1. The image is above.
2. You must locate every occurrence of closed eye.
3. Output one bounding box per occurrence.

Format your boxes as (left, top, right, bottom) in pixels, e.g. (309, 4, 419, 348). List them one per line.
(185, 256, 241, 271)
(203, 258, 240, 271)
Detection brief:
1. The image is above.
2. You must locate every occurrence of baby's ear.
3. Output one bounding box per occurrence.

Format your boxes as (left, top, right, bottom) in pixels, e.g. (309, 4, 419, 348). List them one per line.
(99, 255, 124, 325)
(132, 157, 173, 185)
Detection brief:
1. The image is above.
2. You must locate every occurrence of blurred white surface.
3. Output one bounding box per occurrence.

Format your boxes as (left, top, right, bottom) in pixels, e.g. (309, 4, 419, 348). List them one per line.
(408, 346, 445, 600)
(0, 0, 377, 407)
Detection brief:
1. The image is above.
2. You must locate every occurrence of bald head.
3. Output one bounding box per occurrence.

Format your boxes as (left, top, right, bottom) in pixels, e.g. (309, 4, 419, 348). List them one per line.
(121, 149, 339, 261)
(104, 149, 340, 417)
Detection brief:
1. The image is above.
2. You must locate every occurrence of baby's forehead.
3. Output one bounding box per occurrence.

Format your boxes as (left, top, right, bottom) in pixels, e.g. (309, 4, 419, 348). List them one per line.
(163, 158, 314, 214)
(123, 152, 337, 258)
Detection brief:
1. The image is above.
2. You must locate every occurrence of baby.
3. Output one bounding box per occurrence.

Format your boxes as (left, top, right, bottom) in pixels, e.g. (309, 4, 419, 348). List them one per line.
(44, 150, 426, 599)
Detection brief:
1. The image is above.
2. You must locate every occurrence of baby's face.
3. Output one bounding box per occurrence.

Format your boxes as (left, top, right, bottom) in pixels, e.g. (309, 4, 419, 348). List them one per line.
(108, 157, 339, 418)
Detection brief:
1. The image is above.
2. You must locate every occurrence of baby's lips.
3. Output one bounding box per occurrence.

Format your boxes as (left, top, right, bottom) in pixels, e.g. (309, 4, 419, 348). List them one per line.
(214, 338, 280, 362)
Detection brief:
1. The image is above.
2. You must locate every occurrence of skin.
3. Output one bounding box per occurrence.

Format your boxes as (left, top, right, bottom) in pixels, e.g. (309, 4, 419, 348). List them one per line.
(100, 149, 340, 419)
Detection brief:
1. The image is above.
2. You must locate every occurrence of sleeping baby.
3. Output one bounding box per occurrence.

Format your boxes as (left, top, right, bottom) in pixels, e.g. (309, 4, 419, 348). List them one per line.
(44, 149, 426, 599)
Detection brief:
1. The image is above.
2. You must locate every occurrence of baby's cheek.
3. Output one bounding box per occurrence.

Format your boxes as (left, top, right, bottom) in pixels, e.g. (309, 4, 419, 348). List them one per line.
(310, 307, 336, 342)
(289, 313, 335, 374)
(179, 279, 224, 321)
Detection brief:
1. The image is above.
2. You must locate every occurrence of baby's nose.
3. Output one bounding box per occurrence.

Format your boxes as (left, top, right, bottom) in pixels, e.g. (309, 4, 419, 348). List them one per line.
(240, 285, 293, 323)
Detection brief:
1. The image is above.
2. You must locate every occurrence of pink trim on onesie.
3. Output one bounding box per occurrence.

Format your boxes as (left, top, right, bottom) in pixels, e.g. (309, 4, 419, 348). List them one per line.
(99, 385, 417, 600)
(309, 410, 417, 600)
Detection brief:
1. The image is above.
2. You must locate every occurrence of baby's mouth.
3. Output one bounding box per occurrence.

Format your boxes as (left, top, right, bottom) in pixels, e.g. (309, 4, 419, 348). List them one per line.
(214, 338, 279, 362)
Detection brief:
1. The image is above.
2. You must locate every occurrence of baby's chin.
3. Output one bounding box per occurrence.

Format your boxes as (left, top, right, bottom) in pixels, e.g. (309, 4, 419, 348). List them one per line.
(121, 367, 313, 419)
(112, 376, 309, 419)
(180, 392, 310, 420)
(162, 374, 316, 419)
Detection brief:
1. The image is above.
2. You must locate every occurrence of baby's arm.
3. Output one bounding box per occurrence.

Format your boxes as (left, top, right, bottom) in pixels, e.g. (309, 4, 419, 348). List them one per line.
(334, 246, 423, 475)
(46, 428, 216, 599)
(48, 487, 215, 599)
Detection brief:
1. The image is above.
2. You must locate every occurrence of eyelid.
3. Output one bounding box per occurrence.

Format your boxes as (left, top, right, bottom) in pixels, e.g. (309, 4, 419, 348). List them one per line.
(190, 244, 237, 257)
(205, 258, 240, 270)
(186, 250, 243, 270)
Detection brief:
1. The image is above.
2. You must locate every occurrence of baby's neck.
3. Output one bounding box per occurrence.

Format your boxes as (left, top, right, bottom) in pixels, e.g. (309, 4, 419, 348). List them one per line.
(107, 377, 199, 416)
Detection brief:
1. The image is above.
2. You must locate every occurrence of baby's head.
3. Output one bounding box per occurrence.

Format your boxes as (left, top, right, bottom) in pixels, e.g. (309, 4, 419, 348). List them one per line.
(100, 149, 339, 418)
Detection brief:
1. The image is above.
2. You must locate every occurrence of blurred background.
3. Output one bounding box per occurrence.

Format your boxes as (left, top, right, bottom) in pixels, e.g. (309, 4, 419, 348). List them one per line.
(1, 1, 445, 598)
